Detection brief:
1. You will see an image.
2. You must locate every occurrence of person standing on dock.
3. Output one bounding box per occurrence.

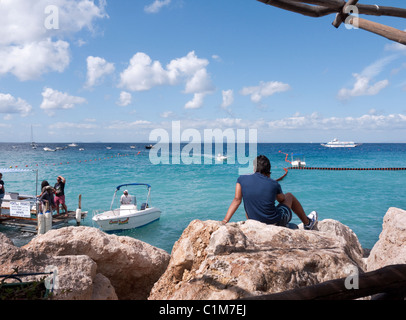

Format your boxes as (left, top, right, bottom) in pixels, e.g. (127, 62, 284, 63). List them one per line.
(0, 173, 5, 211)
(223, 155, 318, 229)
(38, 186, 56, 213)
(54, 175, 68, 216)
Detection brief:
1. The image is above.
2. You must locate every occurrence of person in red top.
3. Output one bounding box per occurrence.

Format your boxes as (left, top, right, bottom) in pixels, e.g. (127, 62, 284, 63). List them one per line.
(54, 175, 68, 216)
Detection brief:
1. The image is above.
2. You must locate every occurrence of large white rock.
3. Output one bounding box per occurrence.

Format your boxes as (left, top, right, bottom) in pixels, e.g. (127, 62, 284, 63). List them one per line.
(23, 226, 170, 300)
(149, 219, 365, 300)
(367, 207, 406, 271)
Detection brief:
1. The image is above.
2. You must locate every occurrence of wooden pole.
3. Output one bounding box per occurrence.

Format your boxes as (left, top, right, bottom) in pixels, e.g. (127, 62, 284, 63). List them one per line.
(348, 16, 406, 45)
(257, 0, 406, 46)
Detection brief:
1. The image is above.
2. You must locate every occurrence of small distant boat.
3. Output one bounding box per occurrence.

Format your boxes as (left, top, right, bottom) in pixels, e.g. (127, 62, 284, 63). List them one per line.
(216, 154, 227, 161)
(106, 146, 112, 150)
(321, 138, 360, 148)
(43, 147, 56, 152)
(68, 143, 78, 147)
(30, 125, 37, 149)
(145, 144, 154, 149)
(291, 153, 306, 168)
(130, 145, 136, 149)
(92, 183, 161, 231)
(79, 148, 85, 151)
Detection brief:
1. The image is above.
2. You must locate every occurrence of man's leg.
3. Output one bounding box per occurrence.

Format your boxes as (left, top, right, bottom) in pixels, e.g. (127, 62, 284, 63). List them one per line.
(280, 193, 310, 225)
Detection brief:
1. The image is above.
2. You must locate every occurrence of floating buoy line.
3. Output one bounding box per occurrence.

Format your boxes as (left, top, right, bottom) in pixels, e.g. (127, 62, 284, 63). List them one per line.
(276, 151, 406, 182)
(7, 151, 142, 169)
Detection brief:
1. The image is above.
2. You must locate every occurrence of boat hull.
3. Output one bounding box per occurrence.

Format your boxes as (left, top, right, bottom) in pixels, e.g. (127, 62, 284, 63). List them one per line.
(92, 207, 161, 231)
(321, 144, 359, 148)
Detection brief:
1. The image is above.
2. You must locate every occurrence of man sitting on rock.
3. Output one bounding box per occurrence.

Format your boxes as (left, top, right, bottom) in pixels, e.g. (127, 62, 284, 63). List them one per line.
(222, 155, 318, 229)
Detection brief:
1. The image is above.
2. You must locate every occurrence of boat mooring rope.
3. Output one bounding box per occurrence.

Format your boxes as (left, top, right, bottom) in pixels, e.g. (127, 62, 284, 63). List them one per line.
(276, 151, 406, 182)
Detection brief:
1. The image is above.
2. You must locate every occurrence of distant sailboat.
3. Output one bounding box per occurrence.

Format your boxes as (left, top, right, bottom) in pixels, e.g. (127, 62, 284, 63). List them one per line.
(31, 125, 37, 149)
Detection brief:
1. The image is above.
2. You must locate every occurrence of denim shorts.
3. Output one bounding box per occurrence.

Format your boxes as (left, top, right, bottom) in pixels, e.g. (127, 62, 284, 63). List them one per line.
(276, 203, 292, 227)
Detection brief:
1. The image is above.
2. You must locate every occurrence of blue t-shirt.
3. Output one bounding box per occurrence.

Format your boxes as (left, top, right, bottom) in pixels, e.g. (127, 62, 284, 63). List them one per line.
(237, 172, 283, 224)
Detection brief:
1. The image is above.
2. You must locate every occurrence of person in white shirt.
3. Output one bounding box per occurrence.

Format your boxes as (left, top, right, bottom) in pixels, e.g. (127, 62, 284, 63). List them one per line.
(120, 190, 133, 205)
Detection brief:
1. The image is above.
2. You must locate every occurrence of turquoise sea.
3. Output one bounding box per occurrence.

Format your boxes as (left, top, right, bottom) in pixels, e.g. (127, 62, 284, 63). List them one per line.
(1, 142, 405, 253)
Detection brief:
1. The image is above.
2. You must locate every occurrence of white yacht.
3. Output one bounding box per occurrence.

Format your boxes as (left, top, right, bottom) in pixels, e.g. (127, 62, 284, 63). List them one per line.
(321, 138, 360, 148)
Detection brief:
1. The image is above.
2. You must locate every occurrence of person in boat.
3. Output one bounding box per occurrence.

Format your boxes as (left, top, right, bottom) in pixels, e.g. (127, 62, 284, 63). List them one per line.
(222, 155, 318, 229)
(54, 176, 68, 216)
(0, 173, 5, 210)
(120, 190, 134, 205)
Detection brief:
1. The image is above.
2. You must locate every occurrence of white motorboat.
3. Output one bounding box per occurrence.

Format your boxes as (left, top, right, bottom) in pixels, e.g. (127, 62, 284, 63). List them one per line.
(43, 147, 56, 152)
(92, 183, 161, 231)
(216, 154, 227, 161)
(68, 143, 78, 147)
(291, 153, 306, 168)
(321, 138, 360, 148)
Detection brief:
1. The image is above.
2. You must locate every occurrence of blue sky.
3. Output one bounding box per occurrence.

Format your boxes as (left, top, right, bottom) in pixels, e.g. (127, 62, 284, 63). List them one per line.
(0, 0, 406, 143)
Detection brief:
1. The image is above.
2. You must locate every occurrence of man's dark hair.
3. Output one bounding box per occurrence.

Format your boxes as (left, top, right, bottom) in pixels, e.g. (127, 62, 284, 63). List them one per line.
(254, 155, 271, 175)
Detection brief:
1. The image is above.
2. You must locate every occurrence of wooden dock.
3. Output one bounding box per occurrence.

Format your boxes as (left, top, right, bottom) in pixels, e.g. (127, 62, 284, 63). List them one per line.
(0, 211, 87, 234)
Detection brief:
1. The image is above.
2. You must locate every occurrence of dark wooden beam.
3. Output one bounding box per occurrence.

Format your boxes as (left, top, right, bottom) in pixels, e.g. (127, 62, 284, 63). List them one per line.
(289, 0, 345, 10)
(357, 4, 406, 19)
(241, 264, 406, 300)
(257, 0, 336, 18)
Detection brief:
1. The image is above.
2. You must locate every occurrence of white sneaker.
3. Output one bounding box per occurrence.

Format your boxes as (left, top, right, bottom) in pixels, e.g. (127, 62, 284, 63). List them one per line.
(304, 211, 318, 230)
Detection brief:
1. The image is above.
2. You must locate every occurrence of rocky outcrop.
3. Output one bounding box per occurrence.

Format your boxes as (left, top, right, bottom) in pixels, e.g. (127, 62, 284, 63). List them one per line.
(149, 219, 365, 300)
(367, 207, 406, 271)
(1, 226, 170, 300)
(1, 232, 98, 300)
(2, 207, 404, 300)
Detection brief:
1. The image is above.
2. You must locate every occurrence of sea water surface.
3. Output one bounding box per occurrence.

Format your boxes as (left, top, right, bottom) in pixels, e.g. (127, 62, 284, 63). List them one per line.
(1, 142, 405, 253)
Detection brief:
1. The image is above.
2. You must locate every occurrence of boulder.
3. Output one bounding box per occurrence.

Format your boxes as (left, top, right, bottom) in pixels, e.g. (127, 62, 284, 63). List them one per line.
(23, 226, 170, 300)
(0, 233, 98, 300)
(367, 207, 406, 271)
(149, 219, 365, 300)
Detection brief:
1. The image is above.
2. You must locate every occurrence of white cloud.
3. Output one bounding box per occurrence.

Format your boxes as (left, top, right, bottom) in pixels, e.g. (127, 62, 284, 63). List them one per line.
(119, 51, 214, 109)
(0, 0, 107, 81)
(184, 68, 214, 94)
(144, 0, 171, 14)
(338, 74, 389, 100)
(49, 122, 98, 130)
(85, 56, 115, 88)
(40, 87, 87, 116)
(338, 56, 396, 100)
(221, 90, 234, 109)
(241, 81, 291, 103)
(119, 52, 168, 91)
(117, 91, 132, 107)
(107, 120, 153, 129)
(0, 93, 32, 117)
(0, 39, 70, 81)
(160, 111, 174, 118)
(267, 112, 406, 130)
(185, 93, 206, 110)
